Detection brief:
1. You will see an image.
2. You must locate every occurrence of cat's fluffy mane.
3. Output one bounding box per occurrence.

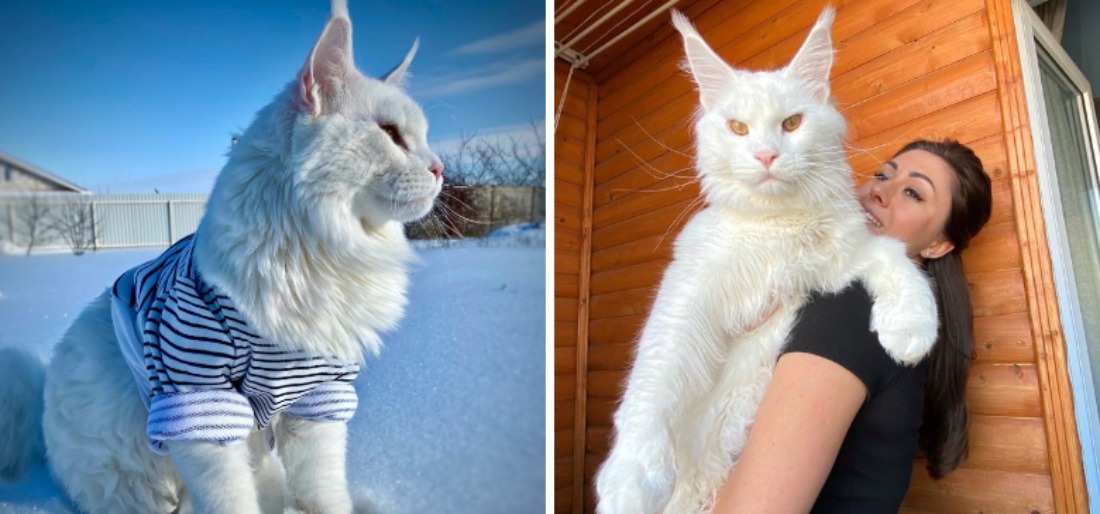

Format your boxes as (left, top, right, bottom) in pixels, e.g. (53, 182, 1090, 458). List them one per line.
(193, 0, 441, 363)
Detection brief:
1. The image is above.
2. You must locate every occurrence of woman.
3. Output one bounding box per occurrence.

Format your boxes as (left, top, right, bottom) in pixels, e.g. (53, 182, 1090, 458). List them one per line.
(712, 139, 993, 513)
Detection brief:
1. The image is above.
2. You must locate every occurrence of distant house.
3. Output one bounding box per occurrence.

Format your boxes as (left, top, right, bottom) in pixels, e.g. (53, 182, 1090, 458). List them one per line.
(0, 150, 86, 193)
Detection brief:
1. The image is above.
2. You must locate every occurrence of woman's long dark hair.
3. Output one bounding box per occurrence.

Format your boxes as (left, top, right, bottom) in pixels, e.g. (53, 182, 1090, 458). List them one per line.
(894, 139, 992, 479)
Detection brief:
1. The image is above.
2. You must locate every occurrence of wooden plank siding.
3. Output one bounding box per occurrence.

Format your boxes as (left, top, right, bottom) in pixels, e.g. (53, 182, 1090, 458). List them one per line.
(554, 60, 597, 514)
(985, 0, 1089, 509)
(558, 0, 1088, 512)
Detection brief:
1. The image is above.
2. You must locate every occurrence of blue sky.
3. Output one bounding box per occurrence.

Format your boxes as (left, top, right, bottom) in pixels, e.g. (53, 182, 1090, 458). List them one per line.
(0, 0, 545, 193)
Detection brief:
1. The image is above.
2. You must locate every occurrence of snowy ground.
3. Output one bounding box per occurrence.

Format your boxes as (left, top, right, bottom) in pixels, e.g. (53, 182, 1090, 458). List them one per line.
(0, 229, 546, 513)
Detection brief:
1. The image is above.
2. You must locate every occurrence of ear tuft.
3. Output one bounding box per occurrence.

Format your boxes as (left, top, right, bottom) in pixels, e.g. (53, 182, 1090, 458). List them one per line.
(331, 0, 349, 19)
(785, 6, 836, 102)
(382, 38, 419, 86)
(670, 10, 737, 111)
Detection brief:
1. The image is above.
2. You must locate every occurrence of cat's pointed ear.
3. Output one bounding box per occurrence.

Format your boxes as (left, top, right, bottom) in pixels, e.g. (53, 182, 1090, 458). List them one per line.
(298, 7, 355, 117)
(785, 6, 835, 103)
(671, 10, 737, 111)
(382, 38, 418, 86)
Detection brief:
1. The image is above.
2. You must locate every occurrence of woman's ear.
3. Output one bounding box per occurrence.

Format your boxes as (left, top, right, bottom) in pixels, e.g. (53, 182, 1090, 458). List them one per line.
(920, 238, 955, 260)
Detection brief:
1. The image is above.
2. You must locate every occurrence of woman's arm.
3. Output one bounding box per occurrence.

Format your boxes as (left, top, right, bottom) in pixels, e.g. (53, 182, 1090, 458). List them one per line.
(711, 351, 868, 514)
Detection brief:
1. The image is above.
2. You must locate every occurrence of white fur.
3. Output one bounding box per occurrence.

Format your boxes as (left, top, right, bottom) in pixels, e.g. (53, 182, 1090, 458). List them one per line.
(0, 348, 46, 482)
(595, 9, 938, 514)
(0, 1, 440, 512)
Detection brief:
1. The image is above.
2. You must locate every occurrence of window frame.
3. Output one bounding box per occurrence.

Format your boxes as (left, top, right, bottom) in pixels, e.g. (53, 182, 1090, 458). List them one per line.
(1014, 0, 1100, 507)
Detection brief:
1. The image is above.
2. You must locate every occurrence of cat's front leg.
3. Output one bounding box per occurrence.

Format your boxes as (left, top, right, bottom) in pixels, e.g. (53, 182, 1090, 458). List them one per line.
(169, 439, 263, 514)
(598, 433, 673, 514)
(595, 324, 705, 514)
(277, 416, 354, 514)
(860, 236, 939, 365)
(595, 416, 675, 514)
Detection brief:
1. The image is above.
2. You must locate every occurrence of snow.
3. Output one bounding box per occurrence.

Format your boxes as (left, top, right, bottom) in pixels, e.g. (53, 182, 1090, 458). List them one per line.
(0, 230, 546, 513)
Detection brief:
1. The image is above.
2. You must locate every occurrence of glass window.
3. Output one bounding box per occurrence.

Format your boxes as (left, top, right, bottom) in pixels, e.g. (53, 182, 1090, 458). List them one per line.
(1038, 46, 1100, 398)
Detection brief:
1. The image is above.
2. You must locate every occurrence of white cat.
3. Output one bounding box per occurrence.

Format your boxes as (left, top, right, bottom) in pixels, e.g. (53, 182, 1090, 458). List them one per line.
(0, 1, 441, 513)
(594, 8, 938, 514)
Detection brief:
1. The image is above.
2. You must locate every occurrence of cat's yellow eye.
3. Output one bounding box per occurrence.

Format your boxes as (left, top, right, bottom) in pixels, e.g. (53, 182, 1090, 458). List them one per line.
(729, 120, 749, 136)
(782, 114, 803, 132)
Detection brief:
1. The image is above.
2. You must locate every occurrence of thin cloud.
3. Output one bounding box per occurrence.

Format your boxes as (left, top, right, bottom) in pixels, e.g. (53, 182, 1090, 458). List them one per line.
(451, 22, 544, 55)
(414, 58, 543, 98)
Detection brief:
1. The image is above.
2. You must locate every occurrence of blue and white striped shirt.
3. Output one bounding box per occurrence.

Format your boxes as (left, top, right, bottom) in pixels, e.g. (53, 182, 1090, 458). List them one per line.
(110, 235, 360, 452)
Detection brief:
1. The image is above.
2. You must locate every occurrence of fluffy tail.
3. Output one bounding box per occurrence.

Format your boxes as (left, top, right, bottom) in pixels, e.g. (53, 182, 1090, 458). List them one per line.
(0, 347, 47, 482)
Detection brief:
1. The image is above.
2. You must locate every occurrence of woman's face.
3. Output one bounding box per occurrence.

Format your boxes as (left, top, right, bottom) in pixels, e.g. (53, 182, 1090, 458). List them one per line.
(858, 149, 956, 260)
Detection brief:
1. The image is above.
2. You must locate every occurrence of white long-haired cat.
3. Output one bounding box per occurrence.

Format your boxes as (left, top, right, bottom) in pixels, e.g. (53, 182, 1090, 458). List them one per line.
(595, 8, 938, 514)
(0, 1, 441, 512)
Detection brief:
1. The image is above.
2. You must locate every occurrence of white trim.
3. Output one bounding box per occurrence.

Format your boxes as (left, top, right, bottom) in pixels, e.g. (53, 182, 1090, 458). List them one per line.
(1014, 0, 1100, 509)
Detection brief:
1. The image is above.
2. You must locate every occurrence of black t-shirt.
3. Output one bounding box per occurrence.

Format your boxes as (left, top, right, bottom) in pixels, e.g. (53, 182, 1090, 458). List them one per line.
(781, 283, 926, 513)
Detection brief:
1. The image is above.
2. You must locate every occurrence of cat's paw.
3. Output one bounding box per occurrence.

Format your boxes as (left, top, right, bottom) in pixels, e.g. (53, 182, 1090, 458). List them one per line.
(869, 272, 938, 365)
(595, 444, 674, 514)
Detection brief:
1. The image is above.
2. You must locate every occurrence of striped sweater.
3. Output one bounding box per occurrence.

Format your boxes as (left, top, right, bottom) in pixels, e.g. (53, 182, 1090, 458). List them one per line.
(110, 235, 360, 452)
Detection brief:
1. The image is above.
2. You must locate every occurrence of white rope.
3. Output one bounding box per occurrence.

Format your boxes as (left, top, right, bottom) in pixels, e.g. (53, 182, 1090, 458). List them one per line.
(557, 0, 637, 58)
(554, 62, 578, 135)
(584, 0, 682, 63)
(558, 1, 615, 52)
(555, 0, 588, 25)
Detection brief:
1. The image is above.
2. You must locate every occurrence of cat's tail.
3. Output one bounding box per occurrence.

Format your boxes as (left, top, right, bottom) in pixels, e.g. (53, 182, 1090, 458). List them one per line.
(0, 347, 47, 482)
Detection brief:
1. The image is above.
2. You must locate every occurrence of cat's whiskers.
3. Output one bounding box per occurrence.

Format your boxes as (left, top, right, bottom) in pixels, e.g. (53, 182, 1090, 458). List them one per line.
(435, 185, 495, 227)
(792, 167, 860, 207)
(433, 202, 490, 228)
(656, 193, 707, 249)
(609, 174, 698, 196)
(616, 137, 697, 182)
(629, 117, 694, 159)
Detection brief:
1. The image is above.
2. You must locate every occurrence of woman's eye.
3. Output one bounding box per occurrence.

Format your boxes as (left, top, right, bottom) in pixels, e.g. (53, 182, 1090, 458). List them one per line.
(873, 171, 887, 181)
(379, 123, 408, 151)
(905, 188, 923, 201)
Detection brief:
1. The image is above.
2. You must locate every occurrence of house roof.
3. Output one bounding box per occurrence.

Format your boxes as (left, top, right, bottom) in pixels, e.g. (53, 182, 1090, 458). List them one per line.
(0, 150, 87, 193)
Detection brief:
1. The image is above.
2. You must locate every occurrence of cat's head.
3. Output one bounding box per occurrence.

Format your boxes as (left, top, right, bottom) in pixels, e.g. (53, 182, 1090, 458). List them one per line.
(672, 8, 850, 212)
(227, 0, 442, 232)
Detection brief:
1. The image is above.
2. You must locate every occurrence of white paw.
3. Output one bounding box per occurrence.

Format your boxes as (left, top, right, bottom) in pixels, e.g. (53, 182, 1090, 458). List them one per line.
(595, 442, 674, 514)
(870, 276, 938, 365)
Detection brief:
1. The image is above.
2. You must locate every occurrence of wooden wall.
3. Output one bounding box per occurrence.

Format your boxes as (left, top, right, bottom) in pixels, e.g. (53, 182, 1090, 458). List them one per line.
(555, 60, 596, 514)
(562, 0, 1089, 512)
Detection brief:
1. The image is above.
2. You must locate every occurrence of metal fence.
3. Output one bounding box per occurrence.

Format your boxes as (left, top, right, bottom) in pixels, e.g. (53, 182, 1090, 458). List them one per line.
(0, 193, 207, 252)
(2, 186, 546, 253)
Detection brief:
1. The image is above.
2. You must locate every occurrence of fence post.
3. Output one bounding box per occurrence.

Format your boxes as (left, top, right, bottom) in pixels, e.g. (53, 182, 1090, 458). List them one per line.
(490, 186, 496, 233)
(167, 200, 175, 244)
(91, 200, 99, 251)
(6, 203, 14, 245)
(530, 186, 536, 221)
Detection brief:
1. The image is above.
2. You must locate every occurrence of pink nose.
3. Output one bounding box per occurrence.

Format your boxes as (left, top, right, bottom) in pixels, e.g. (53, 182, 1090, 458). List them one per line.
(429, 162, 443, 180)
(755, 151, 778, 169)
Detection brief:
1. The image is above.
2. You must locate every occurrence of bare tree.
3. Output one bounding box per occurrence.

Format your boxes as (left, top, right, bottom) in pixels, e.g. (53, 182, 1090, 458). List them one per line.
(19, 195, 53, 256)
(438, 131, 480, 186)
(408, 122, 545, 240)
(438, 121, 546, 187)
(50, 195, 99, 255)
(500, 120, 545, 187)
